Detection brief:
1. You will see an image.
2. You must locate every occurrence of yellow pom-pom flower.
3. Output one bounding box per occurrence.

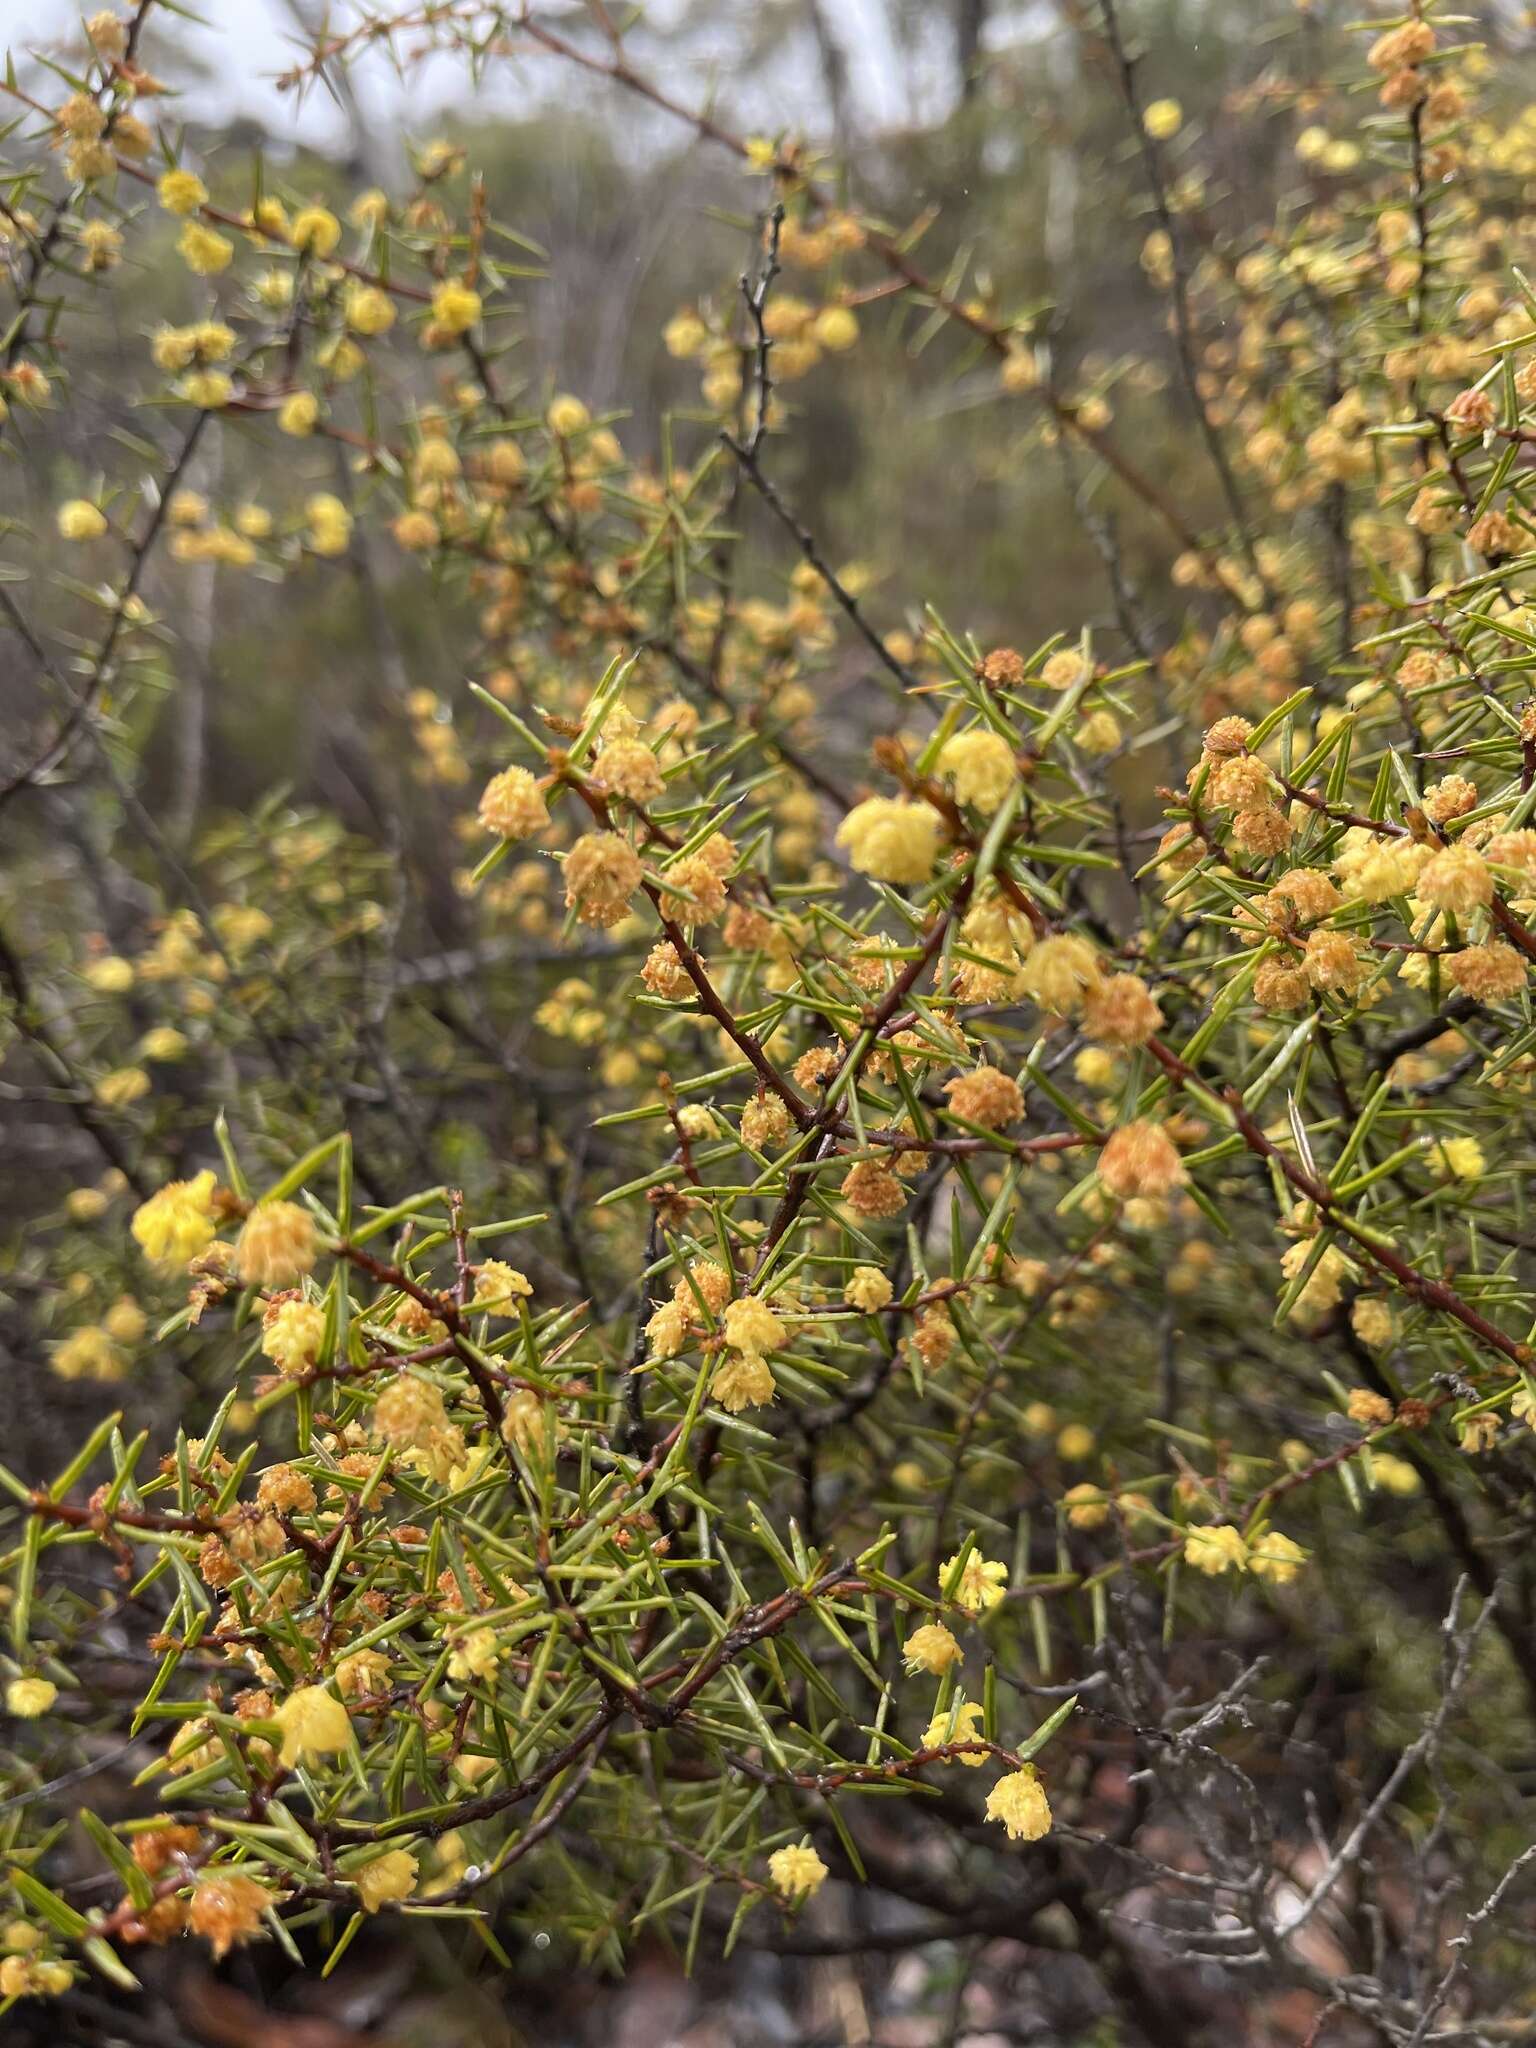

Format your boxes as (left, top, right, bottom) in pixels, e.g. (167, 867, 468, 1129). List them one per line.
(985, 1765, 1053, 1841)
(131, 1170, 218, 1269)
(57, 499, 108, 541)
(767, 1840, 828, 1900)
(273, 1684, 351, 1767)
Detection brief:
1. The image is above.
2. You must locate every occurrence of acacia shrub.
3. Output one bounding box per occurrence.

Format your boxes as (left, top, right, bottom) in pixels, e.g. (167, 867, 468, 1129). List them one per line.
(2, 3, 1536, 2042)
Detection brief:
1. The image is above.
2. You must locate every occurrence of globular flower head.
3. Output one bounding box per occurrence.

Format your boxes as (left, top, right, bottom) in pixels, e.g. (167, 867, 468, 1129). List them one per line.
(6, 1677, 58, 1718)
(835, 796, 944, 885)
(374, 1374, 449, 1451)
(289, 206, 341, 257)
(471, 1261, 532, 1314)
(767, 1841, 827, 1901)
(273, 1685, 351, 1767)
(157, 167, 208, 215)
(478, 766, 549, 840)
(564, 832, 642, 928)
(188, 1871, 273, 1960)
(592, 737, 665, 805)
(1280, 1237, 1353, 1321)
(259, 1297, 326, 1378)
(1018, 934, 1100, 1015)
(353, 1849, 417, 1913)
(1417, 843, 1493, 916)
(941, 1551, 1007, 1615)
(178, 223, 233, 275)
(1081, 972, 1161, 1047)
(840, 1159, 907, 1218)
(1248, 1530, 1307, 1585)
(722, 1295, 786, 1360)
(985, 1765, 1052, 1842)
(431, 279, 482, 335)
(1183, 1524, 1248, 1576)
(131, 1170, 218, 1270)
(1098, 1120, 1185, 1200)
(57, 499, 107, 541)
(901, 1622, 962, 1675)
(943, 1066, 1023, 1130)
(710, 1352, 777, 1414)
(845, 1266, 893, 1313)
(921, 1696, 986, 1763)
(236, 1201, 318, 1288)
(1447, 941, 1526, 1001)
(938, 729, 1018, 815)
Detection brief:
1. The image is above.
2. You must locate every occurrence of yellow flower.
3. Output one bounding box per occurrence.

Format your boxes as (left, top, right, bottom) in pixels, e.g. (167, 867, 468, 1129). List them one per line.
(471, 1261, 533, 1313)
(939, 729, 1018, 815)
(722, 1295, 786, 1360)
(1280, 1238, 1352, 1322)
(1183, 1524, 1248, 1576)
(1248, 1530, 1307, 1585)
(305, 492, 352, 556)
(1056, 1423, 1095, 1462)
(236, 1201, 319, 1288)
(182, 371, 233, 409)
(102, 1296, 147, 1343)
(1017, 933, 1101, 1015)
(709, 1353, 777, 1413)
(835, 796, 944, 885)
(188, 1871, 273, 1959)
(1433, 1135, 1485, 1180)
(289, 206, 341, 257)
(563, 831, 642, 928)
(901, 1622, 962, 1675)
(664, 310, 708, 358)
(921, 1697, 987, 1763)
(278, 391, 319, 436)
(83, 954, 134, 992)
(813, 303, 859, 351)
(1417, 845, 1492, 916)
(374, 1374, 449, 1451)
(1372, 1453, 1421, 1497)
(95, 1065, 150, 1108)
(446, 1625, 501, 1683)
(430, 279, 482, 335)
(260, 1298, 326, 1377)
(1099, 1120, 1186, 1200)
(177, 223, 234, 275)
(57, 499, 107, 541)
(353, 1849, 417, 1912)
(273, 1684, 351, 1766)
(478, 767, 549, 839)
(1143, 98, 1183, 139)
(6, 1677, 58, 1718)
(547, 393, 590, 436)
(344, 283, 396, 335)
(1063, 1482, 1110, 1529)
(767, 1840, 827, 1900)
(941, 1551, 1008, 1615)
(53, 1326, 124, 1383)
(645, 1300, 688, 1362)
(131, 1170, 218, 1269)
(845, 1266, 893, 1313)
(158, 167, 208, 215)
(140, 1026, 188, 1061)
(87, 10, 128, 57)
(248, 197, 288, 240)
(985, 1765, 1052, 1841)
